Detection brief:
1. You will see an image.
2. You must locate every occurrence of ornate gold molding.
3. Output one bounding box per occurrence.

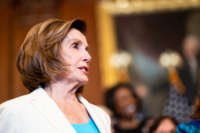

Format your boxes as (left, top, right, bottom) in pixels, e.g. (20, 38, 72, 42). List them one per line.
(99, 0, 200, 14)
(97, 1, 132, 89)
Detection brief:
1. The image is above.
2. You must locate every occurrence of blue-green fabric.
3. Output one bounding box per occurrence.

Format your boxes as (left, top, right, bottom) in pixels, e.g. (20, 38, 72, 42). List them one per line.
(72, 118, 100, 133)
(176, 120, 200, 133)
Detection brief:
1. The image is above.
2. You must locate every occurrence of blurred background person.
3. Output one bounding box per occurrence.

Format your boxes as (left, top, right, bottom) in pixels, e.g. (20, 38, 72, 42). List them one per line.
(149, 116, 178, 133)
(105, 82, 146, 133)
(180, 35, 200, 105)
(163, 35, 200, 123)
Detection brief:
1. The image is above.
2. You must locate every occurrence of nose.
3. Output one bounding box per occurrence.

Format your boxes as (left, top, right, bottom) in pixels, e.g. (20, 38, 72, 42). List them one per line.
(83, 51, 92, 63)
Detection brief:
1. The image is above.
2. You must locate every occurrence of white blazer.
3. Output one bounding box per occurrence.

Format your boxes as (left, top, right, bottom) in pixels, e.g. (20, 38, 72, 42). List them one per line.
(0, 87, 111, 133)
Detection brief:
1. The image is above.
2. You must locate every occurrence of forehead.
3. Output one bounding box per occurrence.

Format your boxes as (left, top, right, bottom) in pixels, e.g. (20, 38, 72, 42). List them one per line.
(115, 87, 132, 98)
(66, 28, 86, 39)
(184, 37, 199, 47)
(157, 119, 176, 130)
(62, 28, 88, 46)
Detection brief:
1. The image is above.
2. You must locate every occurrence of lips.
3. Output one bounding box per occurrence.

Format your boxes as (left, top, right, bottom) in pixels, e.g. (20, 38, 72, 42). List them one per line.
(78, 66, 88, 75)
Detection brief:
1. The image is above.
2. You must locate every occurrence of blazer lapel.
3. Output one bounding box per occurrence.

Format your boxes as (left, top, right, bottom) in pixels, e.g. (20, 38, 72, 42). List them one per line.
(79, 96, 106, 133)
(30, 88, 76, 133)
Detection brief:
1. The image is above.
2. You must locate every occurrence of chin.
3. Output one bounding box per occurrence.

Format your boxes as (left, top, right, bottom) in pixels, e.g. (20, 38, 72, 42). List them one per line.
(80, 79, 88, 85)
(78, 76, 88, 85)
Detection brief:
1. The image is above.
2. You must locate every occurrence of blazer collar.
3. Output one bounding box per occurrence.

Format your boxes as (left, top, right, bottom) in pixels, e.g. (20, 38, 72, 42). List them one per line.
(30, 87, 76, 133)
(30, 88, 107, 133)
(78, 96, 106, 133)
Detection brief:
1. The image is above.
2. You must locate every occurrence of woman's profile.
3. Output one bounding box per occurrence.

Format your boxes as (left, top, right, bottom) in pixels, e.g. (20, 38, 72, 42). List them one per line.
(0, 18, 111, 133)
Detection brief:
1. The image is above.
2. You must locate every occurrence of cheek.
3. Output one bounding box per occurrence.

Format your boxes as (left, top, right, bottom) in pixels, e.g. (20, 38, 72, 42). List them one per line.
(61, 48, 76, 65)
(62, 53, 77, 66)
(70, 57, 82, 66)
(115, 102, 126, 113)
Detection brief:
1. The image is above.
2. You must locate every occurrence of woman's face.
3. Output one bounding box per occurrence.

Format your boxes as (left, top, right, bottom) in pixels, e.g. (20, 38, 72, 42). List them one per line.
(60, 28, 91, 85)
(183, 37, 199, 58)
(114, 87, 137, 118)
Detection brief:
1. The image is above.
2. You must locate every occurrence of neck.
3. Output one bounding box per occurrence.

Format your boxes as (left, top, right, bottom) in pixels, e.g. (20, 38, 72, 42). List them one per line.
(45, 79, 82, 104)
(118, 118, 139, 130)
(44, 80, 90, 124)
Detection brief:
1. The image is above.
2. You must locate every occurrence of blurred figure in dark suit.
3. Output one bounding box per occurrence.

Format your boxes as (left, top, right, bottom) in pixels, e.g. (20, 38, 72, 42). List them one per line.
(179, 35, 200, 104)
(163, 35, 200, 123)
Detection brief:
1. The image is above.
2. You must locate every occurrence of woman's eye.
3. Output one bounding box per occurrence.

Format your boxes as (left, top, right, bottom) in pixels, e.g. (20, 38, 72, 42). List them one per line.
(72, 42, 79, 49)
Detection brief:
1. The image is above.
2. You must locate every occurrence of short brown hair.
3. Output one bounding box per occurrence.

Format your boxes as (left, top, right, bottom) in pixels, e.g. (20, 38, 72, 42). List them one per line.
(16, 18, 86, 92)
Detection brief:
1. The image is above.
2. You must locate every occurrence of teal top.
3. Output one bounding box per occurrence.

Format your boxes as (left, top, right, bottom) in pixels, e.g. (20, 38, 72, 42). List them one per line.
(176, 120, 200, 133)
(72, 118, 100, 133)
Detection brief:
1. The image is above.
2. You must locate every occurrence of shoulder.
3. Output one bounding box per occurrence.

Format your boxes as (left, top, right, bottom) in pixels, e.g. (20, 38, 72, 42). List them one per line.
(176, 120, 200, 133)
(0, 93, 35, 132)
(0, 88, 56, 132)
(0, 87, 50, 116)
(0, 87, 47, 112)
(0, 88, 47, 121)
(0, 93, 32, 114)
(0, 92, 36, 123)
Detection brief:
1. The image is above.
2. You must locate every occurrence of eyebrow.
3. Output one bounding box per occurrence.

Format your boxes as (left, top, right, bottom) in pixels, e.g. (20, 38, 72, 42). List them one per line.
(66, 37, 80, 42)
(67, 38, 89, 48)
(63, 38, 81, 45)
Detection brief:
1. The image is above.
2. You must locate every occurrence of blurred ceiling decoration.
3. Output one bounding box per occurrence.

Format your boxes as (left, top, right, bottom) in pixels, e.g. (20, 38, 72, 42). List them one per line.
(159, 50, 182, 68)
(109, 50, 132, 83)
(110, 51, 133, 69)
(99, 0, 200, 14)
